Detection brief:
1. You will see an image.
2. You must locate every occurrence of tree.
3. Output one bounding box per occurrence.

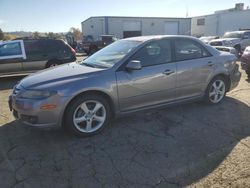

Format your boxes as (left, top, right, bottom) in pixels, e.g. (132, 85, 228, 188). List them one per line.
(32, 31, 40, 39)
(3, 34, 17, 40)
(0, 29, 4, 40)
(69, 27, 82, 41)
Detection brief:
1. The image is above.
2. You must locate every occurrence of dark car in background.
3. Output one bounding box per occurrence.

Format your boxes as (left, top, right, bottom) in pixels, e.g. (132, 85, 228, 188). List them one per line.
(81, 35, 117, 55)
(0, 38, 76, 77)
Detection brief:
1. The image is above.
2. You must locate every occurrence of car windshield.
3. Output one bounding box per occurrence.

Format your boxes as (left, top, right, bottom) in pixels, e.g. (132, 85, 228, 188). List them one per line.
(81, 40, 141, 68)
(222, 32, 243, 39)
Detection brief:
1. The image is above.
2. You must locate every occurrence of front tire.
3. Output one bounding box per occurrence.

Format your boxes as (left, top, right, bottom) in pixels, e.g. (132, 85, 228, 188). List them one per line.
(65, 94, 111, 137)
(204, 76, 227, 104)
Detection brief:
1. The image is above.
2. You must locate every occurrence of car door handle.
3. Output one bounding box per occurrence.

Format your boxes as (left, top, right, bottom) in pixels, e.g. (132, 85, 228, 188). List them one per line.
(163, 70, 175, 75)
(207, 61, 215, 67)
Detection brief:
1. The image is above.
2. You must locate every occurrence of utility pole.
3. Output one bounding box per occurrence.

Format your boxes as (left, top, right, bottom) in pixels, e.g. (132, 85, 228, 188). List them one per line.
(186, 5, 189, 18)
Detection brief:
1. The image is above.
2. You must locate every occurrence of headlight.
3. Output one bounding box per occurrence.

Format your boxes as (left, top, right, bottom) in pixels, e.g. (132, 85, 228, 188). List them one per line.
(19, 90, 57, 99)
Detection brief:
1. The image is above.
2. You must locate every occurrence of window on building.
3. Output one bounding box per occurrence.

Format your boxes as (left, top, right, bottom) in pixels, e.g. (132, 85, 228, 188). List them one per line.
(197, 18, 205, 26)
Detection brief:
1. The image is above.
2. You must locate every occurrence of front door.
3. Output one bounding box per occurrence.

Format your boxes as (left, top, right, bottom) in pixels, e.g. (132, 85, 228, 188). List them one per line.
(116, 39, 177, 112)
(0, 40, 26, 75)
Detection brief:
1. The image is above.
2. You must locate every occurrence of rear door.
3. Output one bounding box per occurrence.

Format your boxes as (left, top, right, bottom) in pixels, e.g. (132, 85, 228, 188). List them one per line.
(173, 38, 214, 99)
(116, 39, 177, 112)
(22, 39, 48, 71)
(0, 40, 26, 75)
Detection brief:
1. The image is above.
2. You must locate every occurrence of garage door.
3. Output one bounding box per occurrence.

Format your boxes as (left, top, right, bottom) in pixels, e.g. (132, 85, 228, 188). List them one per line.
(123, 21, 142, 38)
(123, 21, 141, 31)
(164, 22, 179, 35)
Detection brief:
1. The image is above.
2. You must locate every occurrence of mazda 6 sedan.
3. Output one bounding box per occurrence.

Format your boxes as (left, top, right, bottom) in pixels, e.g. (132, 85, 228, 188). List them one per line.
(9, 35, 241, 137)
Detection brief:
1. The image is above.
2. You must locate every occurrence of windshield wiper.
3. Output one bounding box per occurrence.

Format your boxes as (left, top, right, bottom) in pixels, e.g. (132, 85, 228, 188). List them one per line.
(83, 63, 96, 68)
(83, 62, 108, 69)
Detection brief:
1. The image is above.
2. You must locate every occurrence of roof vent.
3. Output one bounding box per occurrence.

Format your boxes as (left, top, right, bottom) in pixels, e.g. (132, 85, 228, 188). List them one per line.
(235, 3, 244, 11)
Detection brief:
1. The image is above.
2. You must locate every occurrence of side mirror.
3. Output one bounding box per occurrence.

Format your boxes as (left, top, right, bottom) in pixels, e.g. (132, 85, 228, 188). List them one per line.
(126, 60, 142, 71)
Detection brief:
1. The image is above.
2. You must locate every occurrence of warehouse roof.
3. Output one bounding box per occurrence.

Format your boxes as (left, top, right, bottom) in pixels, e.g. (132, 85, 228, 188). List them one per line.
(81, 16, 191, 23)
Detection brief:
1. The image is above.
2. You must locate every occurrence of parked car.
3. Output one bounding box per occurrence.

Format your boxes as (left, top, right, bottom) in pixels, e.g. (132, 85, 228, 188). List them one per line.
(241, 46, 250, 77)
(9, 35, 241, 137)
(199, 36, 219, 44)
(209, 30, 250, 56)
(0, 38, 76, 77)
(81, 35, 117, 55)
(214, 46, 238, 56)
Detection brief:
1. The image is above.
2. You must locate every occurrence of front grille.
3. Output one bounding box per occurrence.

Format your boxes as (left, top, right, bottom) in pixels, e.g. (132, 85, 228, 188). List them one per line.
(210, 41, 223, 46)
(20, 115, 38, 124)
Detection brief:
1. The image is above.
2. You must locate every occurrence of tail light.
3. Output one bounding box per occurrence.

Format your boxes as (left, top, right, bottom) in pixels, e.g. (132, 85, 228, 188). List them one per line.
(70, 47, 76, 55)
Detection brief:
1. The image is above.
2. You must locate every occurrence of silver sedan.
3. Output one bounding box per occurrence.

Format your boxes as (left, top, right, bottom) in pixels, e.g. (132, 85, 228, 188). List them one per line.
(9, 35, 241, 137)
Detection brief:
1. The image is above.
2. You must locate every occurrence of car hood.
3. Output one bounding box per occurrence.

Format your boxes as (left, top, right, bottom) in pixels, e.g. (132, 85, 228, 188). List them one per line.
(210, 38, 241, 44)
(20, 62, 104, 89)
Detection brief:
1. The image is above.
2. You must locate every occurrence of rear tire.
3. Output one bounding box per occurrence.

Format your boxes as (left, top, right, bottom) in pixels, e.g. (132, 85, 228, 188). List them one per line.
(204, 76, 227, 104)
(65, 94, 111, 137)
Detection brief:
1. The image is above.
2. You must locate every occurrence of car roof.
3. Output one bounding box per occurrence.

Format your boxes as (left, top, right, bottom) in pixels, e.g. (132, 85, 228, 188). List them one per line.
(13, 37, 63, 41)
(101, 35, 114, 37)
(225, 31, 246, 34)
(122, 35, 199, 42)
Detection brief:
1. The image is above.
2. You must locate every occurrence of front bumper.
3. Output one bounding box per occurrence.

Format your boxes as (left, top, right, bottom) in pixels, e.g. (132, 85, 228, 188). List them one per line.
(9, 92, 69, 128)
(229, 64, 241, 91)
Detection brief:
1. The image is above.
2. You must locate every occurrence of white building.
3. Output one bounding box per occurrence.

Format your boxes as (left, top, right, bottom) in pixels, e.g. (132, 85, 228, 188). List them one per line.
(81, 16, 191, 40)
(191, 3, 250, 37)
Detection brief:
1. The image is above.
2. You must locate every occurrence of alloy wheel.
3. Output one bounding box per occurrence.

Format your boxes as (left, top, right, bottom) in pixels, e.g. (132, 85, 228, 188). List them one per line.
(73, 100, 106, 133)
(209, 80, 226, 103)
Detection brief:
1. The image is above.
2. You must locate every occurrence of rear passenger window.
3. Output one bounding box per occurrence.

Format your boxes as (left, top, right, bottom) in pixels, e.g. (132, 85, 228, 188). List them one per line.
(131, 40, 172, 67)
(174, 39, 210, 61)
(24, 40, 43, 55)
(44, 40, 66, 52)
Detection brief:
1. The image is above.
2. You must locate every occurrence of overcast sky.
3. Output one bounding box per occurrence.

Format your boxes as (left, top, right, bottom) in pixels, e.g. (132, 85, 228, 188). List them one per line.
(0, 0, 249, 32)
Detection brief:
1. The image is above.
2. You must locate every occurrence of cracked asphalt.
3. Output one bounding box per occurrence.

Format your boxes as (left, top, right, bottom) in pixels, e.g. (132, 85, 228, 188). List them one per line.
(0, 64, 250, 188)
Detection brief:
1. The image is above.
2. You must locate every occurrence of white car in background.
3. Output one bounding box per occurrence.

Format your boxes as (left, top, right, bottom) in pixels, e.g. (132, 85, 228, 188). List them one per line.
(209, 31, 250, 56)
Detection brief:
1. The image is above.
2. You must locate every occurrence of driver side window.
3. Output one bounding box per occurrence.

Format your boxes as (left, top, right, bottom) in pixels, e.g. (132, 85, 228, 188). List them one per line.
(130, 40, 172, 67)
